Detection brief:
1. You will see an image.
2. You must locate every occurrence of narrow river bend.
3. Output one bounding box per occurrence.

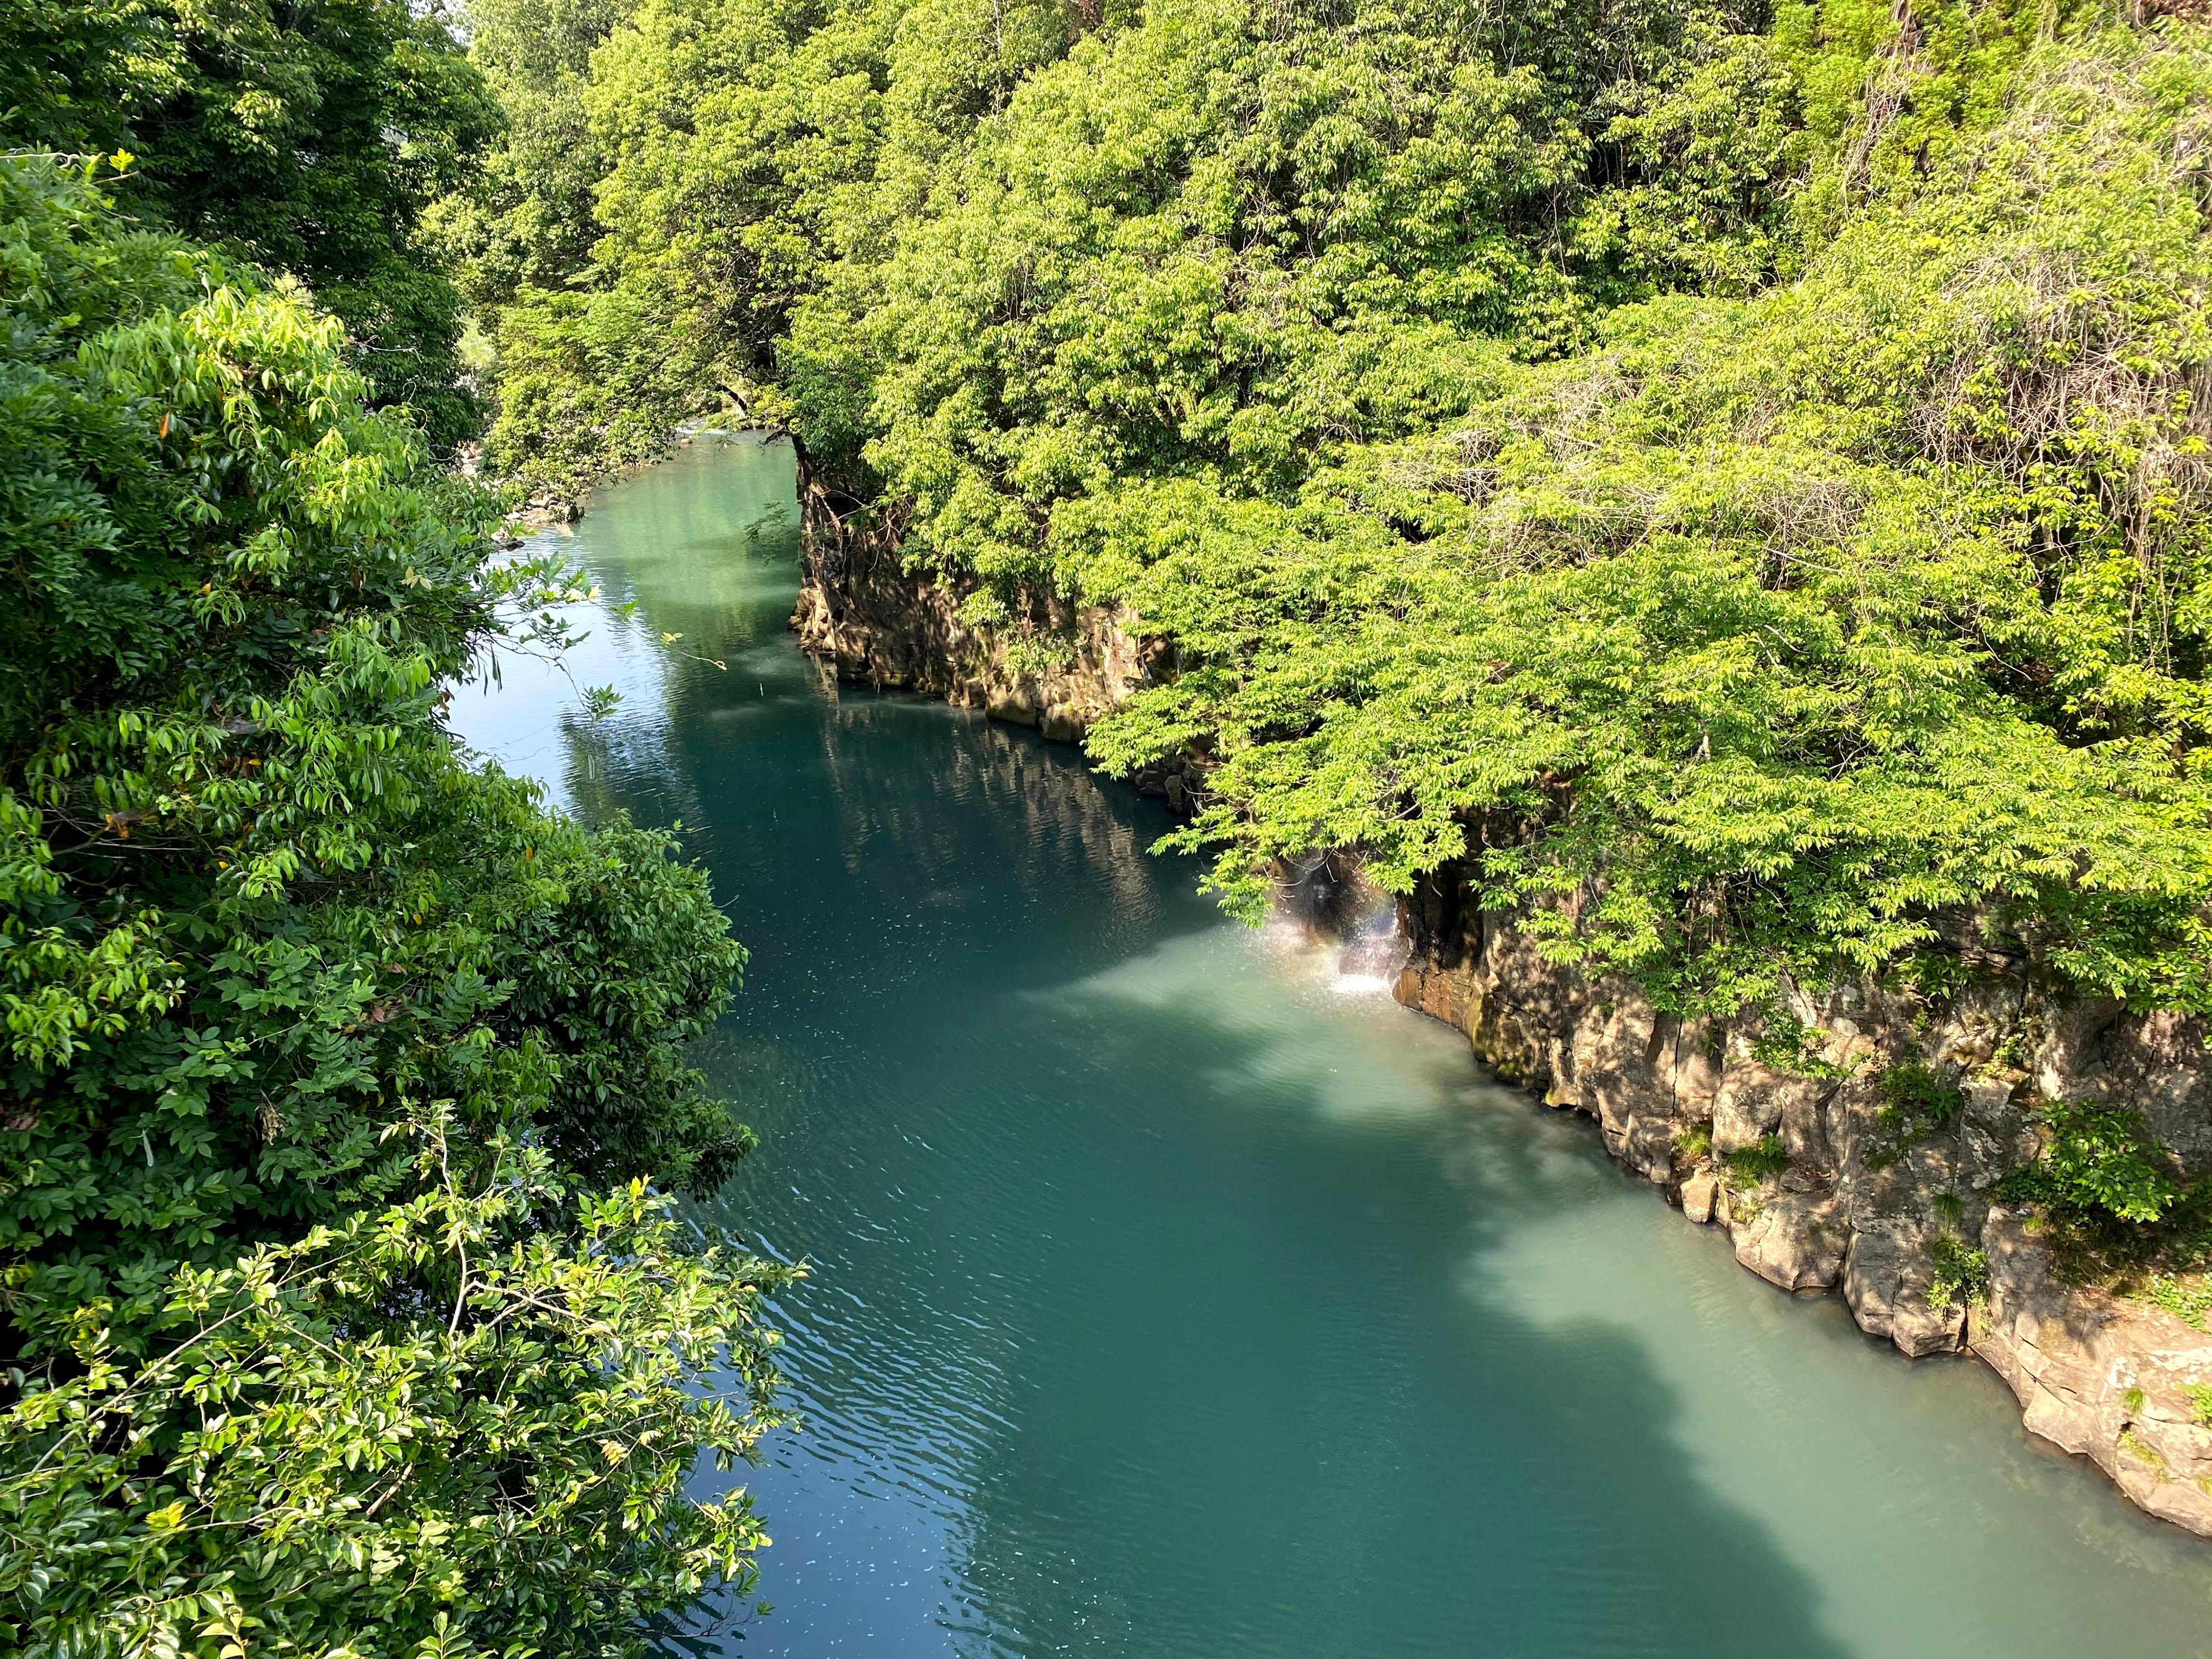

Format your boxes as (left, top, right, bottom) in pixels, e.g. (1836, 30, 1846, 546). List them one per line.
(454, 434, 2212, 1659)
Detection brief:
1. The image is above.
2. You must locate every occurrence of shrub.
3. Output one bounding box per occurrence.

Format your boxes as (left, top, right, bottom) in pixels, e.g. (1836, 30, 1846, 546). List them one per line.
(2183, 1383, 2212, 1427)
(1927, 1237, 1989, 1309)
(1997, 1102, 2184, 1228)
(1866, 1060, 1966, 1169)
(1726, 1133, 1791, 1184)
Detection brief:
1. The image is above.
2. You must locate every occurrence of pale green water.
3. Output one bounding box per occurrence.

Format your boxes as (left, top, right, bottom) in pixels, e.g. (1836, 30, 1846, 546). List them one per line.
(454, 433, 2212, 1658)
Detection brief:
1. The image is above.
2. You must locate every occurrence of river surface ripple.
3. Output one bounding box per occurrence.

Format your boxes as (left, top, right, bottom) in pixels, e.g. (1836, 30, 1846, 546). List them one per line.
(452, 433, 2212, 1659)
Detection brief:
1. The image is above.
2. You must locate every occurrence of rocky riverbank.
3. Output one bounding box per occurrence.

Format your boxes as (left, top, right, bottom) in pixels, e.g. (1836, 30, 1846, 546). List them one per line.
(788, 495, 1145, 743)
(789, 475, 2212, 1538)
(1389, 862, 2212, 1536)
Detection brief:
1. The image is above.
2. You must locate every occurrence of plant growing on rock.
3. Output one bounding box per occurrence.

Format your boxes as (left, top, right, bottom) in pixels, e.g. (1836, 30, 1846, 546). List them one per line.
(2000, 1103, 2185, 1227)
(2183, 1383, 2212, 1427)
(1994, 1101, 2212, 1294)
(1866, 1060, 1966, 1170)
(1725, 1133, 1792, 1186)
(2147, 1275, 2212, 1333)
(2119, 1427, 2169, 1474)
(1746, 1011, 1855, 1080)
(1927, 1237, 1990, 1309)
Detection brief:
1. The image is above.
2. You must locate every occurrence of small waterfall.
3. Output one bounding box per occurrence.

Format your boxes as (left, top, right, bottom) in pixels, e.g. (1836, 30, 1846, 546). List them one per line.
(1331, 901, 1408, 995)
(1270, 851, 1407, 995)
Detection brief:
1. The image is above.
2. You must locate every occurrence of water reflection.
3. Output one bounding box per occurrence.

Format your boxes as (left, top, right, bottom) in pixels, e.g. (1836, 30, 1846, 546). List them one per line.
(451, 435, 2212, 1659)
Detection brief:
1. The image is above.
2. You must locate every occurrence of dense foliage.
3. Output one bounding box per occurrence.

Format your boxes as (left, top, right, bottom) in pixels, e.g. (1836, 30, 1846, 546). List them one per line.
(0, 158, 786, 1657)
(8, 0, 2211, 1630)
(1081, 28, 2212, 1019)
(1974, 1094, 2212, 1306)
(460, 0, 1819, 482)
(459, 0, 2211, 1022)
(3, 0, 501, 448)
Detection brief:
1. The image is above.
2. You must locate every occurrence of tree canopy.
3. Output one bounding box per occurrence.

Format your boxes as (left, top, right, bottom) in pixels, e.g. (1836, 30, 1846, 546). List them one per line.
(458, 0, 2212, 1017)
(0, 155, 786, 1658)
(4, 0, 502, 449)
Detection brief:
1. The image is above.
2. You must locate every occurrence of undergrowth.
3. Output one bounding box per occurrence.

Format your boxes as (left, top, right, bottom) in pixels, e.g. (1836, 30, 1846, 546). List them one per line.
(1726, 1133, 1792, 1184)
(1997, 1102, 2212, 1293)
(1927, 1236, 1990, 1308)
(1866, 1060, 1966, 1171)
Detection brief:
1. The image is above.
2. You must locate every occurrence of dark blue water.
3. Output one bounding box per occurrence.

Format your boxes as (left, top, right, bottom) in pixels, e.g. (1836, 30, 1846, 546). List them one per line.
(455, 433, 2212, 1659)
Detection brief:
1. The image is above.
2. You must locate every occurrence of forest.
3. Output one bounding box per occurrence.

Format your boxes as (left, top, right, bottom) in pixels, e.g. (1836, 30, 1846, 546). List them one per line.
(5, 0, 2212, 1647)
(452, 0, 2212, 1018)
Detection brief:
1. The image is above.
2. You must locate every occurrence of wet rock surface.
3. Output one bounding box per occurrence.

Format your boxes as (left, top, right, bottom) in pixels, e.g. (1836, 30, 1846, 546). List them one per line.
(789, 498, 1155, 752)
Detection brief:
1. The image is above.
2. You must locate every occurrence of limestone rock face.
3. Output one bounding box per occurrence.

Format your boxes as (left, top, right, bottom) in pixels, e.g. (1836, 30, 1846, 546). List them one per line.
(1842, 1227, 1967, 1358)
(1732, 1193, 1847, 1292)
(789, 496, 1152, 749)
(1975, 1216, 2212, 1536)
(792, 471, 2212, 1540)
(1387, 868, 2212, 1536)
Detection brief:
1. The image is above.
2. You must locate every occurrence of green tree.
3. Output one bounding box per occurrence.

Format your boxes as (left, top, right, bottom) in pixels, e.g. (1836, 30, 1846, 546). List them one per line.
(1078, 24, 2212, 1013)
(466, 0, 1805, 490)
(426, 0, 633, 315)
(461, 0, 1116, 489)
(0, 0, 147, 153)
(0, 156, 786, 1658)
(2, 0, 501, 450)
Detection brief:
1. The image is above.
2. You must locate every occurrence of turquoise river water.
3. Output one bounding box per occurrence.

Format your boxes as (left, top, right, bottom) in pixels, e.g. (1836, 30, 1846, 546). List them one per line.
(452, 433, 2212, 1658)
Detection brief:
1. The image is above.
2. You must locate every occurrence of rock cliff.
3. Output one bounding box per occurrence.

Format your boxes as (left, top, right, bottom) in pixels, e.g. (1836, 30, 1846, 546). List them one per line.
(791, 471, 2212, 1538)
(788, 471, 1150, 746)
(1392, 865, 2212, 1535)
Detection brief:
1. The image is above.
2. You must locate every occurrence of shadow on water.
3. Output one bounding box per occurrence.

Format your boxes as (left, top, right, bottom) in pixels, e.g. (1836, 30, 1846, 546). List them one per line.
(877, 931, 1859, 1659)
(450, 432, 2212, 1659)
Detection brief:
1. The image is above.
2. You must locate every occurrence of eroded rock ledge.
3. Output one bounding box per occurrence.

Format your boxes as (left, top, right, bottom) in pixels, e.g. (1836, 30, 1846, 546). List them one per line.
(789, 487, 1150, 743)
(1394, 868, 2212, 1535)
(791, 482, 2212, 1538)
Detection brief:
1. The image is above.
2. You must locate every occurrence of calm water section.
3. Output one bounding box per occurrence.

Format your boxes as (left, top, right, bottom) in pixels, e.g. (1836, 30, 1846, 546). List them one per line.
(453, 434, 2212, 1658)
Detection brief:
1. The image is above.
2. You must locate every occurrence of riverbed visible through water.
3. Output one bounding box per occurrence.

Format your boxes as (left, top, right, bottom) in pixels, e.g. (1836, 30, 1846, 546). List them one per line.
(452, 433, 2212, 1658)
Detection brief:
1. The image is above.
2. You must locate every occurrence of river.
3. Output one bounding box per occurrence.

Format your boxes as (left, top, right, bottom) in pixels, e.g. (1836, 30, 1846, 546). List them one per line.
(452, 432, 2212, 1658)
